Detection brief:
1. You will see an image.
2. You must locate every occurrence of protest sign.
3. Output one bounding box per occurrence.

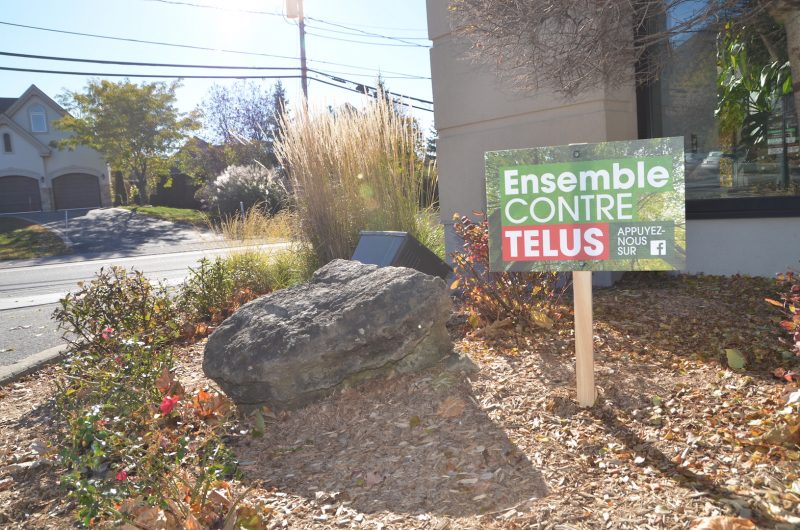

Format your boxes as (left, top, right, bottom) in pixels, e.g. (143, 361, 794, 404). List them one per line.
(484, 137, 685, 406)
(485, 137, 685, 272)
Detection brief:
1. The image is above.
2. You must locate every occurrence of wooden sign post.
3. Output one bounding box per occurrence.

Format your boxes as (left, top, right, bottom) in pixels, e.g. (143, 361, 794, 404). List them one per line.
(573, 270, 595, 407)
(484, 137, 686, 410)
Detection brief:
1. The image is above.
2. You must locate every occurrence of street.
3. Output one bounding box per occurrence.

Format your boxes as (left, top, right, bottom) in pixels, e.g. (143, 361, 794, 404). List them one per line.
(0, 243, 289, 367)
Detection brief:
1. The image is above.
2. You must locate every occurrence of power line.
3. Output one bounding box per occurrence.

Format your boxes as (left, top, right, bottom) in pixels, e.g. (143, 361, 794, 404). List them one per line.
(0, 65, 301, 80)
(144, 0, 428, 33)
(143, 0, 283, 17)
(302, 59, 426, 80)
(2, 50, 427, 80)
(308, 76, 432, 113)
(0, 62, 432, 107)
(301, 17, 428, 34)
(0, 65, 433, 113)
(311, 67, 429, 80)
(0, 60, 433, 105)
(301, 23, 430, 41)
(305, 30, 429, 48)
(0, 20, 430, 79)
(305, 16, 429, 47)
(0, 21, 296, 61)
(0, 51, 300, 71)
(141, 0, 429, 42)
(309, 70, 433, 105)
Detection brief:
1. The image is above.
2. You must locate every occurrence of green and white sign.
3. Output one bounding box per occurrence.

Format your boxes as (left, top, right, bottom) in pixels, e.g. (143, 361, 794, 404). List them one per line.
(485, 137, 685, 272)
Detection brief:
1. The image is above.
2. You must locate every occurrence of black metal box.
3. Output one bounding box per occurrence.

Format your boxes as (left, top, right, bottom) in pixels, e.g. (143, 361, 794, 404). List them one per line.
(351, 231, 451, 280)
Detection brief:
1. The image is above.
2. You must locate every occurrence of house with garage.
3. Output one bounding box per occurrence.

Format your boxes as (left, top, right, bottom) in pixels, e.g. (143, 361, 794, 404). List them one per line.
(0, 84, 110, 213)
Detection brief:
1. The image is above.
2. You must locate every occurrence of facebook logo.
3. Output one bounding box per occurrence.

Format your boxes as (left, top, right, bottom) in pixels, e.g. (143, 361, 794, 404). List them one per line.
(650, 240, 667, 256)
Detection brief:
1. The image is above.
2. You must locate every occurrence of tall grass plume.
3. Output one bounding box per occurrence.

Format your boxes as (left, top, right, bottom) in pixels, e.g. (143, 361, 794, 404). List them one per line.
(275, 94, 439, 265)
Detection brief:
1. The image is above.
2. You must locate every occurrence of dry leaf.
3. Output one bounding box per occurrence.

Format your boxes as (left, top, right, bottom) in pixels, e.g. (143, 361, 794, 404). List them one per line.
(133, 506, 168, 529)
(182, 512, 202, 530)
(688, 516, 756, 530)
(193, 389, 230, 419)
(725, 349, 745, 371)
(207, 488, 232, 509)
(365, 470, 384, 486)
(437, 396, 466, 418)
(155, 367, 175, 395)
(155, 368, 184, 397)
(530, 310, 554, 329)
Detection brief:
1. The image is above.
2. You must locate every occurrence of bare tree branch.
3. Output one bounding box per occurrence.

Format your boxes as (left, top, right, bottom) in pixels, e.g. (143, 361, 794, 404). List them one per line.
(448, 0, 782, 96)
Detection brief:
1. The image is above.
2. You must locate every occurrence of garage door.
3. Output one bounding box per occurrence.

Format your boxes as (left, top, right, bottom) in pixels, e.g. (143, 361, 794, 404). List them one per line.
(53, 173, 100, 210)
(0, 175, 41, 213)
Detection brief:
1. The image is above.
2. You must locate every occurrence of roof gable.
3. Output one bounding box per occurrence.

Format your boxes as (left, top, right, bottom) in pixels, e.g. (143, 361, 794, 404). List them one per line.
(3, 84, 67, 120)
(0, 115, 52, 156)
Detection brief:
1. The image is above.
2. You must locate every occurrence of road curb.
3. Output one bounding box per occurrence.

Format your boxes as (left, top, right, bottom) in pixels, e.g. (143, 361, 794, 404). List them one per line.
(0, 344, 67, 386)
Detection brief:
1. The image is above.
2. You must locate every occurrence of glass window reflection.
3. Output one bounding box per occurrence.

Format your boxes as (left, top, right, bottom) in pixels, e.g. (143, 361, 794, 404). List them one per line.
(642, 2, 799, 200)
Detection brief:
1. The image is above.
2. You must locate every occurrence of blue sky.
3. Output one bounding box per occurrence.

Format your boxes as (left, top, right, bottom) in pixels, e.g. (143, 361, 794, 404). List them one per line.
(0, 0, 433, 132)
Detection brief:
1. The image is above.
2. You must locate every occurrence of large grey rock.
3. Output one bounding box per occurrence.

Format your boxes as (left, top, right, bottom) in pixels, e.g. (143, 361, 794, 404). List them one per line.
(203, 259, 452, 410)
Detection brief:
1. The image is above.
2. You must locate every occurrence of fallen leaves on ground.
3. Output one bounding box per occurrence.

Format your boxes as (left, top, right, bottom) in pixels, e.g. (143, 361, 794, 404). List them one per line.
(2, 274, 800, 528)
(436, 396, 466, 418)
(689, 515, 757, 529)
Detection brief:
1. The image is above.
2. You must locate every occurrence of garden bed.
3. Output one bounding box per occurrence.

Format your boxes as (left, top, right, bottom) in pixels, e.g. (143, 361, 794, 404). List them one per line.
(1, 274, 798, 528)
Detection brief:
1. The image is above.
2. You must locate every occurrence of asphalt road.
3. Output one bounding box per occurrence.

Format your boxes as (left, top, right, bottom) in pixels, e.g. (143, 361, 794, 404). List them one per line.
(2, 303, 62, 366)
(8, 207, 221, 256)
(0, 243, 289, 367)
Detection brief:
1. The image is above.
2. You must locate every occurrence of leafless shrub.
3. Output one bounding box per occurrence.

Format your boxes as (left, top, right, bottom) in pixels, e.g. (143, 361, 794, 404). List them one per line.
(448, 0, 780, 96)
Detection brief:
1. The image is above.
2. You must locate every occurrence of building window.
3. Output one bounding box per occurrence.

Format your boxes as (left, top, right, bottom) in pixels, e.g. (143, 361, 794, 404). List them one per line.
(29, 104, 47, 133)
(2, 133, 11, 153)
(638, 4, 798, 215)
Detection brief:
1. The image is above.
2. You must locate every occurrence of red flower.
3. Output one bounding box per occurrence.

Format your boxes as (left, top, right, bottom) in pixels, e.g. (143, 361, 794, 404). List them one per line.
(159, 395, 180, 415)
(100, 326, 115, 340)
(116, 470, 128, 481)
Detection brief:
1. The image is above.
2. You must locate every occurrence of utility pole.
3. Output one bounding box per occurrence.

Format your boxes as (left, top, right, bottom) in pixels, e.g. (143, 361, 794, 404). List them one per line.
(286, 0, 308, 100)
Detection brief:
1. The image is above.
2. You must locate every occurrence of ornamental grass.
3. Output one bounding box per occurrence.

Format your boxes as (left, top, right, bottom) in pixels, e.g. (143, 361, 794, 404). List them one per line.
(275, 94, 438, 265)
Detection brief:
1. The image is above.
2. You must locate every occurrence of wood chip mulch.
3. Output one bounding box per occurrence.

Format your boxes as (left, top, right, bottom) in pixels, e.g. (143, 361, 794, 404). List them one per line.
(1, 273, 799, 529)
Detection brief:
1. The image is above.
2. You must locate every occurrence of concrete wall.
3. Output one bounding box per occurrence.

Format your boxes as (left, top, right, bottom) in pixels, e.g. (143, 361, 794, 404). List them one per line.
(0, 123, 45, 175)
(3, 92, 110, 211)
(687, 218, 800, 276)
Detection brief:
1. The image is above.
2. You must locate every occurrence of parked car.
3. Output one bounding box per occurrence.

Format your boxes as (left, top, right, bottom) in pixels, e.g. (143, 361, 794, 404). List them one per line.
(700, 151, 724, 170)
(684, 152, 704, 172)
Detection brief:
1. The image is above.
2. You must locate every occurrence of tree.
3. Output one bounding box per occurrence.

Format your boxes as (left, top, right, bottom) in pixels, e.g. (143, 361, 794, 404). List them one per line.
(767, 2, 800, 128)
(55, 80, 198, 202)
(199, 80, 288, 169)
(716, 20, 794, 145)
(172, 137, 230, 188)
